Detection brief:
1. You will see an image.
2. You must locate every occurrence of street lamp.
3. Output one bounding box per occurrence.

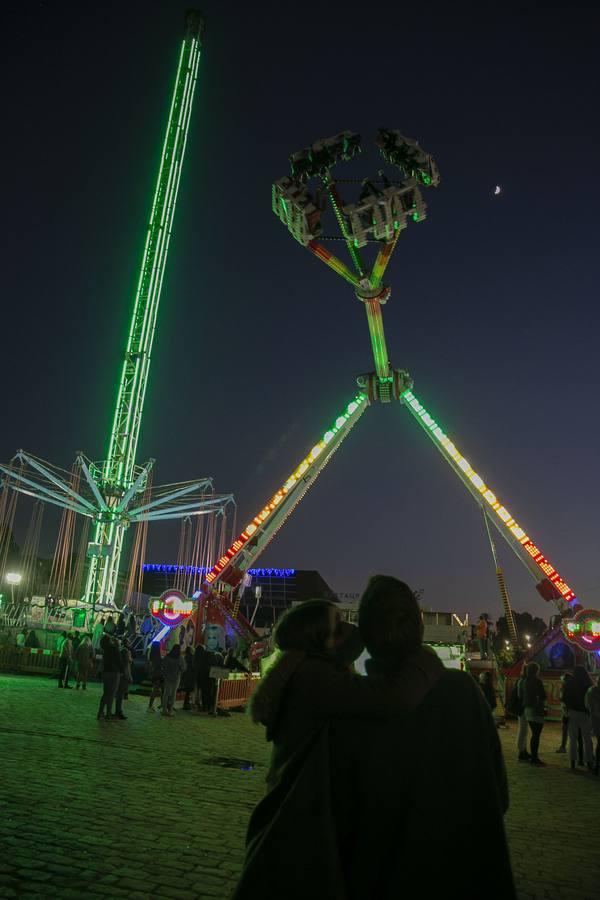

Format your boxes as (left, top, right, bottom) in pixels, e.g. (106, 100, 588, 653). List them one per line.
(5, 572, 22, 603)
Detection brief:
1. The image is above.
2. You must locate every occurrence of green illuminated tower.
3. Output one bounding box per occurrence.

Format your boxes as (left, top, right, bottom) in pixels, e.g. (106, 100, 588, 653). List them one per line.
(84, 10, 204, 607)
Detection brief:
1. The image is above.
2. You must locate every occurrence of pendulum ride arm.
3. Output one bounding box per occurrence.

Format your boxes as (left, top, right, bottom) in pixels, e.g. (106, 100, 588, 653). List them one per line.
(202, 393, 368, 591)
(86, 11, 204, 608)
(401, 389, 578, 614)
(306, 241, 360, 288)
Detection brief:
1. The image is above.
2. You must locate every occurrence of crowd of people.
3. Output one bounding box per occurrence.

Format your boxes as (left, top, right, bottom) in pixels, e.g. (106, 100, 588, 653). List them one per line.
(508, 661, 600, 771)
(6, 605, 251, 721)
(91, 614, 249, 720)
(146, 639, 248, 717)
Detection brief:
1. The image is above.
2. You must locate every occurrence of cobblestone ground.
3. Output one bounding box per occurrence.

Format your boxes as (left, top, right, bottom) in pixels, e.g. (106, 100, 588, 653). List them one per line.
(0, 674, 597, 899)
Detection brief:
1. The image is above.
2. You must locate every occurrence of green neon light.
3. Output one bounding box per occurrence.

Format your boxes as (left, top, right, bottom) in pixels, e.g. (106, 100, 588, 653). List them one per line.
(86, 22, 203, 607)
(325, 180, 365, 276)
(106, 36, 201, 489)
(401, 388, 577, 604)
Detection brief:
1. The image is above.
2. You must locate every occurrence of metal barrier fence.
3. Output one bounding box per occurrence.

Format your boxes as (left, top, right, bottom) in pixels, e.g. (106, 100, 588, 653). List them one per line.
(0, 646, 60, 675)
(216, 674, 260, 710)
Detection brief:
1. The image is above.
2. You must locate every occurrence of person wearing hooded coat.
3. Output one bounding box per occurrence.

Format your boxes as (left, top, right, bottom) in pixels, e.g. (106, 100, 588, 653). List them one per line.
(332, 576, 514, 900)
(193, 643, 213, 711)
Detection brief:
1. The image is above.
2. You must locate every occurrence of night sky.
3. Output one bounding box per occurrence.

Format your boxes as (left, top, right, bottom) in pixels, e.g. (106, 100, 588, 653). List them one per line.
(2, 2, 600, 621)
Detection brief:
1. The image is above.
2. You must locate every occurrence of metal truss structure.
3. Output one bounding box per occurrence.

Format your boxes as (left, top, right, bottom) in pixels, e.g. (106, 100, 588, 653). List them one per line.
(194, 130, 578, 638)
(0, 450, 233, 614)
(86, 11, 204, 605)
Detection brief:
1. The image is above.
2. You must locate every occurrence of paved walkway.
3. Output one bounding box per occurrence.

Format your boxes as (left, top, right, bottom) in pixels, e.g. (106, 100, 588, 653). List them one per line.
(0, 674, 597, 899)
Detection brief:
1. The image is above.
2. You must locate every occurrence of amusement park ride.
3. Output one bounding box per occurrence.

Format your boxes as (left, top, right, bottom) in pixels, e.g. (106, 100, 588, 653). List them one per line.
(0, 12, 221, 621)
(191, 128, 581, 648)
(0, 10, 587, 652)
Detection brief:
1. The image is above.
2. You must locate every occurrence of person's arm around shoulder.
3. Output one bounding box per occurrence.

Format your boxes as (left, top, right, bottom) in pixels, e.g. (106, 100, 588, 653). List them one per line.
(301, 654, 439, 720)
(249, 650, 305, 725)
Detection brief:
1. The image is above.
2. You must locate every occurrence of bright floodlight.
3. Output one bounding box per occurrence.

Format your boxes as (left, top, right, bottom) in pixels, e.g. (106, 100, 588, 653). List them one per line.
(5, 573, 22, 585)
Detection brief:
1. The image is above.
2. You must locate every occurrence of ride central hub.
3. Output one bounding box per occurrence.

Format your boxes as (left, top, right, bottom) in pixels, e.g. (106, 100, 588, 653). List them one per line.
(356, 369, 413, 404)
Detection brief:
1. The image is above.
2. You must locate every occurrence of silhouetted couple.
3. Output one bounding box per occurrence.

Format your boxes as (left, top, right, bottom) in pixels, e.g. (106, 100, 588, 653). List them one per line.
(232, 576, 515, 900)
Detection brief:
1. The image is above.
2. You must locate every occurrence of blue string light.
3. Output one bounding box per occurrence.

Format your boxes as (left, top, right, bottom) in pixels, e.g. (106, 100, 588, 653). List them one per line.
(142, 563, 295, 577)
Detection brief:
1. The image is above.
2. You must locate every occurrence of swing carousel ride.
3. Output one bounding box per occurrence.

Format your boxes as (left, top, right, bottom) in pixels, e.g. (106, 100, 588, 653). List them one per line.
(0, 10, 590, 657)
(0, 11, 234, 629)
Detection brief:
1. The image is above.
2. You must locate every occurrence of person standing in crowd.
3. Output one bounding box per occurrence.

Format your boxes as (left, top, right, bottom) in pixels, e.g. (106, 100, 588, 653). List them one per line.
(114, 641, 132, 720)
(513, 663, 530, 761)
(16, 628, 27, 648)
(555, 672, 583, 759)
(75, 634, 94, 690)
(585, 676, 600, 776)
(563, 665, 594, 771)
(351, 576, 514, 899)
(24, 629, 40, 648)
(55, 630, 67, 653)
(104, 615, 116, 635)
(115, 612, 127, 636)
(519, 662, 546, 766)
(479, 671, 497, 721)
(97, 634, 123, 720)
(476, 615, 488, 660)
(181, 646, 195, 710)
(147, 641, 163, 712)
(71, 633, 82, 684)
(121, 640, 133, 700)
(193, 642, 212, 711)
(206, 646, 226, 715)
(58, 633, 74, 688)
(161, 644, 186, 717)
(126, 613, 138, 639)
(92, 617, 105, 650)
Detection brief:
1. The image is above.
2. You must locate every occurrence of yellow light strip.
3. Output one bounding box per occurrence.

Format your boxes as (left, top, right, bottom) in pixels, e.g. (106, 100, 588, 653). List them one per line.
(402, 390, 576, 603)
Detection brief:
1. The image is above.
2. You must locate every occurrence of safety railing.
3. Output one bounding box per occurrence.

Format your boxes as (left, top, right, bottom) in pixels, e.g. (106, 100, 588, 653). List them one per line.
(215, 673, 260, 710)
(0, 645, 60, 674)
